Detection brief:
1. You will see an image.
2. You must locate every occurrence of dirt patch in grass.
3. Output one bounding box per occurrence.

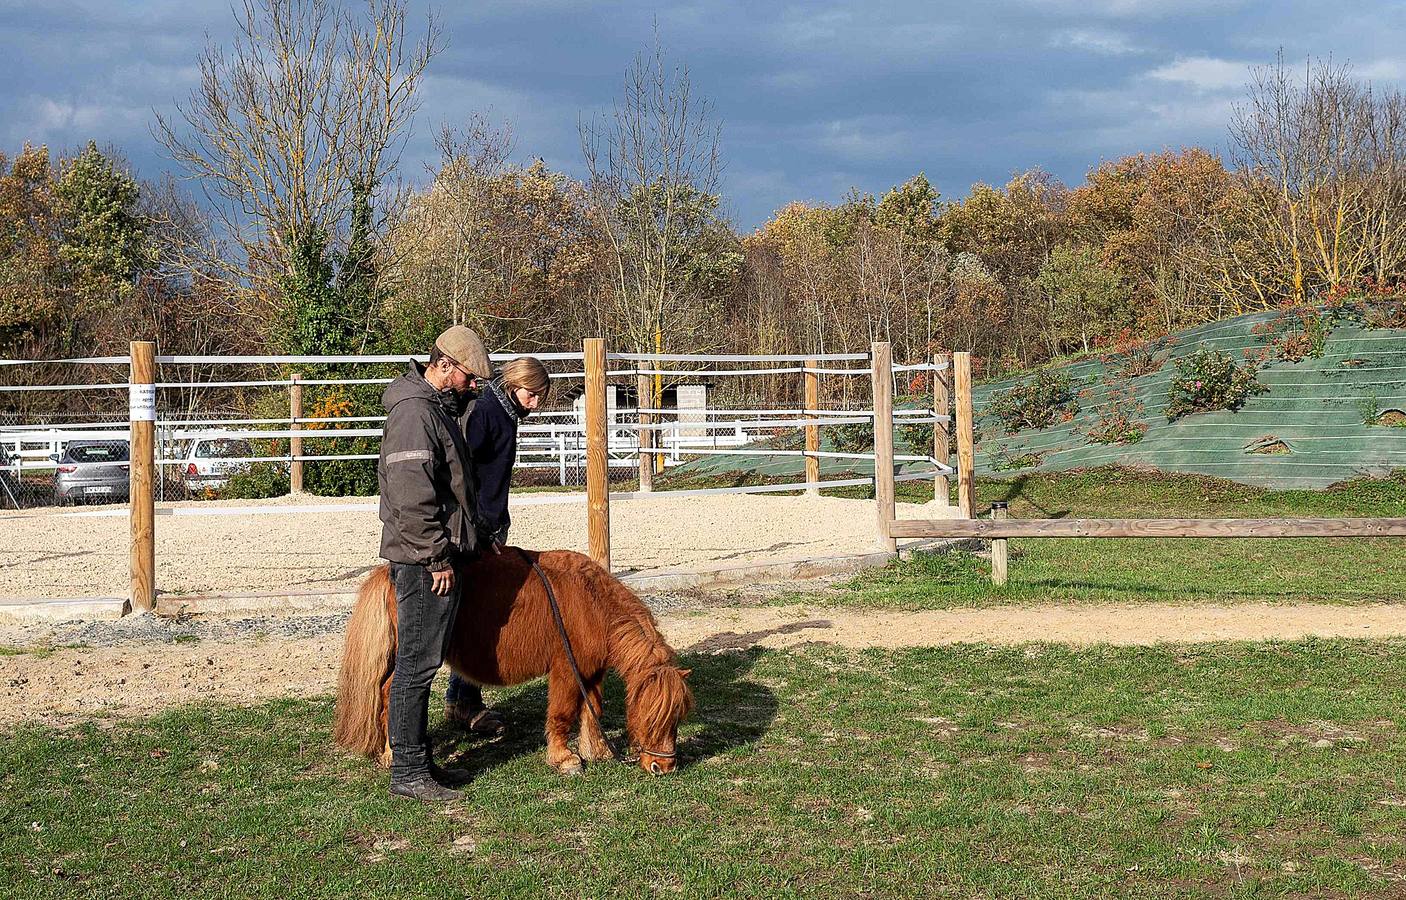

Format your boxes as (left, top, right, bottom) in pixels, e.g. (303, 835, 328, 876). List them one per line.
(5, 601, 1406, 729)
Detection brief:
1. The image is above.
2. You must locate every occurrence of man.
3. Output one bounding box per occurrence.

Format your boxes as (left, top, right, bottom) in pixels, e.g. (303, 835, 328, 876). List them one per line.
(378, 325, 492, 801)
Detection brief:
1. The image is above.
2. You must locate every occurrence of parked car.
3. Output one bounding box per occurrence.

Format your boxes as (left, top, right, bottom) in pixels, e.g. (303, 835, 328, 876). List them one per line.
(53, 440, 130, 504)
(182, 438, 257, 491)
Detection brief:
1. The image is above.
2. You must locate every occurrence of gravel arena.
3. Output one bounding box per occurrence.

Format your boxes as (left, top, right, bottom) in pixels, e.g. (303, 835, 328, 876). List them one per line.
(0, 492, 946, 608)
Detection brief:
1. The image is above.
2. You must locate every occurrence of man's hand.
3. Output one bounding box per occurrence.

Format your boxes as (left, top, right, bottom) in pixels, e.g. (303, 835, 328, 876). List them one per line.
(431, 567, 456, 596)
(488, 540, 502, 555)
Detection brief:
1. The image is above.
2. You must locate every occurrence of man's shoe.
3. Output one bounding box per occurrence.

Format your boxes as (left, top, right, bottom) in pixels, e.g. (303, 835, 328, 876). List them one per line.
(389, 776, 461, 802)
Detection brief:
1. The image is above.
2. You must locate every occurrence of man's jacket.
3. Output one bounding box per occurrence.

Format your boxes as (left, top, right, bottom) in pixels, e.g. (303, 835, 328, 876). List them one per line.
(377, 360, 478, 571)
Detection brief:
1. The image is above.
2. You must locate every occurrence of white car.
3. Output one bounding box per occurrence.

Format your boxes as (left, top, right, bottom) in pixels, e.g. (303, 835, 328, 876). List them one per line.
(181, 438, 256, 491)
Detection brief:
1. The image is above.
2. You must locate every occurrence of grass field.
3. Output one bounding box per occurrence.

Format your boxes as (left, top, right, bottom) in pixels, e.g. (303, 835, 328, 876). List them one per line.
(6, 469, 1406, 898)
(4, 641, 1405, 898)
(785, 468, 1406, 611)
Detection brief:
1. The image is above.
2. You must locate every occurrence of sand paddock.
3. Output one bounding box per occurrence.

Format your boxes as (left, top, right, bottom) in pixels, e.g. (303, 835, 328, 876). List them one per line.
(0, 492, 945, 602)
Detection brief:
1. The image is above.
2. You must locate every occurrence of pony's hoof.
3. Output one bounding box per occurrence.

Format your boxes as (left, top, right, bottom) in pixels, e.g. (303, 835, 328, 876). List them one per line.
(551, 755, 584, 776)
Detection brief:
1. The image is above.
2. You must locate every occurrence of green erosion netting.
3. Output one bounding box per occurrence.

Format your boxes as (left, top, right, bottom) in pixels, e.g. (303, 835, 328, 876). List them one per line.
(671, 309, 1406, 490)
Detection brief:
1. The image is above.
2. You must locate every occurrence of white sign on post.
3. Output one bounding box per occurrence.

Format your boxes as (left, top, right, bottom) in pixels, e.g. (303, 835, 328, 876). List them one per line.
(129, 383, 156, 422)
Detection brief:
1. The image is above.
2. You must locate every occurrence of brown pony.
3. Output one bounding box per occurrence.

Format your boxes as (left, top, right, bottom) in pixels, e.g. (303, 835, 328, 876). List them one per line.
(332, 548, 693, 775)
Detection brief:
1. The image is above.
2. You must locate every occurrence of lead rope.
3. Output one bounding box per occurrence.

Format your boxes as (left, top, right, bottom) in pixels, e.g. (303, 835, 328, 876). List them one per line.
(516, 547, 633, 763)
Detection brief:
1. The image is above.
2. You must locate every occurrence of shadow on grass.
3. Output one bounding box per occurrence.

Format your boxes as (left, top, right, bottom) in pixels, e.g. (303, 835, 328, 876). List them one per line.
(429, 647, 779, 776)
(991, 473, 1068, 519)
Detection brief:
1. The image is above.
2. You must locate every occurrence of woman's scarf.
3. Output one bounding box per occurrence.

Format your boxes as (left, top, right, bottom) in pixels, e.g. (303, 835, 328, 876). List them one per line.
(486, 376, 527, 424)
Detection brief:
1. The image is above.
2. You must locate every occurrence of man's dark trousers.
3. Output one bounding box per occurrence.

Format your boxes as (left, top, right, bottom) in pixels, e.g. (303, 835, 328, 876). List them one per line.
(387, 562, 461, 781)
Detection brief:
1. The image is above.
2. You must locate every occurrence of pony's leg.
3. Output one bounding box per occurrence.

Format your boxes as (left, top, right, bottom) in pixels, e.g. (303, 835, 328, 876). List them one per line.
(577, 675, 614, 762)
(545, 665, 585, 775)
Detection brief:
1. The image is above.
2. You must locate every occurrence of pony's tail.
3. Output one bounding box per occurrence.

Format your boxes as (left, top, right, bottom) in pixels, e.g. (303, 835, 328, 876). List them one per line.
(332, 564, 396, 758)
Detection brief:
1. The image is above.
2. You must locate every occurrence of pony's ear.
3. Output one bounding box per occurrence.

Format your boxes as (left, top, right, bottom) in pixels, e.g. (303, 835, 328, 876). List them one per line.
(678, 668, 692, 679)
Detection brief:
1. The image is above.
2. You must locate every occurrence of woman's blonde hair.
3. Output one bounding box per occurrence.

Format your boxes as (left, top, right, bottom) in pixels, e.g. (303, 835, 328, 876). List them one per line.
(499, 356, 551, 400)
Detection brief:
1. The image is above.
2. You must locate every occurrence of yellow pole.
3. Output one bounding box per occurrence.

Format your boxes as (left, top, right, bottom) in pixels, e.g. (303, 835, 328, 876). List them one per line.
(653, 329, 664, 476)
(804, 359, 820, 495)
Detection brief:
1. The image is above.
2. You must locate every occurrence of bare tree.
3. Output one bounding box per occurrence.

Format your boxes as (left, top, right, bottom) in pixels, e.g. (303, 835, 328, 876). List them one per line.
(579, 40, 724, 353)
(1215, 54, 1406, 309)
(383, 123, 608, 353)
(155, 0, 441, 288)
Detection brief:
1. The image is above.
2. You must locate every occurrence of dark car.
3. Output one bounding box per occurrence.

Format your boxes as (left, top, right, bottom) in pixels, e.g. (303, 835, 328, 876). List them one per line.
(53, 440, 130, 504)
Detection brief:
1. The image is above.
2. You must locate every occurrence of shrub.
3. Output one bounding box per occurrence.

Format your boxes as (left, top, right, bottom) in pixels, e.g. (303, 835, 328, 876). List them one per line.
(988, 371, 1079, 433)
(991, 448, 1042, 471)
(1362, 299, 1406, 329)
(1359, 394, 1381, 426)
(830, 421, 873, 452)
(302, 388, 379, 497)
(1102, 330, 1174, 378)
(1085, 388, 1147, 445)
(894, 392, 954, 455)
(1335, 278, 1406, 329)
(221, 462, 290, 499)
(1249, 304, 1332, 363)
(1165, 349, 1267, 421)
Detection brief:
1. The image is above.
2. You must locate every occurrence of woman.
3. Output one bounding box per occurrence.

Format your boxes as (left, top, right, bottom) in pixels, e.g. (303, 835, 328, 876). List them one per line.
(445, 356, 551, 733)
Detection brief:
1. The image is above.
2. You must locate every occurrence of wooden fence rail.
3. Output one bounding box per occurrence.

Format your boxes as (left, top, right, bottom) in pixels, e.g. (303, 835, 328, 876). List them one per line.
(888, 517, 1406, 540)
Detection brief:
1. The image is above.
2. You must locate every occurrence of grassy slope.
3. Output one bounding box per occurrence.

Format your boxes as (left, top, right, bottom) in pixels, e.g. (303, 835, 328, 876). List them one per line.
(4, 643, 1405, 898)
(970, 310, 1406, 489)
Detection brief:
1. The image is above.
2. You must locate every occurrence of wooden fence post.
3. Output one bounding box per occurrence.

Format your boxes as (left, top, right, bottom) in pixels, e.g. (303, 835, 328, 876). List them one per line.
(289, 372, 304, 494)
(954, 351, 976, 518)
(871, 342, 896, 552)
(933, 352, 951, 507)
(990, 501, 1009, 586)
(128, 341, 156, 614)
(584, 338, 611, 569)
(804, 359, 820, 496)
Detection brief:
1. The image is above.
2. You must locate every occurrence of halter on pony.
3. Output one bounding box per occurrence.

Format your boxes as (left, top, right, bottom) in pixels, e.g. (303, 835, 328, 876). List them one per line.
(517, 548, 678, 769)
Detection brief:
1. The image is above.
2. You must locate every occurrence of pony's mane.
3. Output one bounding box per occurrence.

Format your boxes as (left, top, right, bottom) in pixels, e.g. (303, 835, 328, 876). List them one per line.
(578, 559, 693, 747)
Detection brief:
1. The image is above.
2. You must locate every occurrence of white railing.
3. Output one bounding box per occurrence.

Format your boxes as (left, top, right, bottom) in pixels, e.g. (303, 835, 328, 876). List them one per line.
(4, 405, 949, 484)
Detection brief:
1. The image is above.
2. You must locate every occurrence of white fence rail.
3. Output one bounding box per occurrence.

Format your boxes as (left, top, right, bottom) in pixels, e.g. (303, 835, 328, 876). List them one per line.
(2, 405, 949, 482)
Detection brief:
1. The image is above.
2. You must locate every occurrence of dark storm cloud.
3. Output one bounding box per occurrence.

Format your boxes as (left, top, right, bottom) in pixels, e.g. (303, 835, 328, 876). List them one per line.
(2, 0, 1404, 228)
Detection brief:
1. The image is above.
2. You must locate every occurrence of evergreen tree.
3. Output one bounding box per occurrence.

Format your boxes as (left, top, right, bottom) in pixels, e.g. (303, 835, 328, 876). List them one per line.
(54, 141, 150, 307)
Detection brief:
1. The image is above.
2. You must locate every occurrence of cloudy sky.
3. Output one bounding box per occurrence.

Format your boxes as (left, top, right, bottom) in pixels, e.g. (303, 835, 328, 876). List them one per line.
(2, 0, 1404, 229)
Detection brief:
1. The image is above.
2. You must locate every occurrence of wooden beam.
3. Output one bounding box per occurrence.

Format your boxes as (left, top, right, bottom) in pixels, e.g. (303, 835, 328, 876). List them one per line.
(953, 351, 976, 517)
(932, 352, 950, 507)
(584, 338, 610, 569)
(888, 517, 1406, 539)
(871, 342, 896, 551)
(804, 358, 820, 496)
(128, 341, 156, 614)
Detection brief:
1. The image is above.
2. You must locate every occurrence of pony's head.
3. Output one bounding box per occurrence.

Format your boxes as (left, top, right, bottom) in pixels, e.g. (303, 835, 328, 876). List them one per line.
(626, 664, 693, 774)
